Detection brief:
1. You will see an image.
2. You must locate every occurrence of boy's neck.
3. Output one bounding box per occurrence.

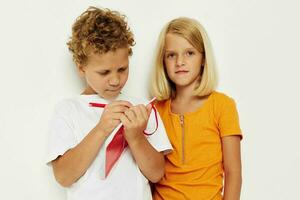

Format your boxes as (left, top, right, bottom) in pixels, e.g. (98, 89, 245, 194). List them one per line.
(81, 88, 122, 102)
(81, 87, 97, 95)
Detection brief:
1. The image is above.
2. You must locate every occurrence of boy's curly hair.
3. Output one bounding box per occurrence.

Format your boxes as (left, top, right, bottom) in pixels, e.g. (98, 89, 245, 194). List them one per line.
(67, 7, 135, 65)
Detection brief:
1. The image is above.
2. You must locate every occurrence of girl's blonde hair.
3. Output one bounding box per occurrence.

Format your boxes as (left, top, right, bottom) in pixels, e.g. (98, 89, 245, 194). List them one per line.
(150, 17, 218, 100)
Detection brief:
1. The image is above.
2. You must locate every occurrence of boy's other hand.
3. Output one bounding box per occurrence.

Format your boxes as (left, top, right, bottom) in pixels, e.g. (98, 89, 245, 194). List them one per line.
(121, 104, 151, 143)
(96, 100, 132, 137)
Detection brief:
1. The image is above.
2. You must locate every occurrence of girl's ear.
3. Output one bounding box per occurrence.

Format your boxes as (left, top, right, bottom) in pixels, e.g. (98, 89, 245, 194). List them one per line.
(77, 64, 85, 77)
(202, 57, 206, 67)
(200, 58, 206, 75)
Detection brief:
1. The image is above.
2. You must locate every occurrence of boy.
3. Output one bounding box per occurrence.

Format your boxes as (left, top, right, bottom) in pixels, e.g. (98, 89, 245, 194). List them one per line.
(46, 7, 172, 200)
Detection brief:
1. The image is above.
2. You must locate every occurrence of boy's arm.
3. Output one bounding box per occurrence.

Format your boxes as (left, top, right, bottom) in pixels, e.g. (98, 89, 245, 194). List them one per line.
(127, 135, 165, 183)
(52, 127, 108, 187)
(52, 100, 131, 187)
(222, 136, 242, 200)
(121, 104, 165, 183)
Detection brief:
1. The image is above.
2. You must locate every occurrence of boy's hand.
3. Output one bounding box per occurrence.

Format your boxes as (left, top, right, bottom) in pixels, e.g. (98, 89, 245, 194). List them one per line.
(96, 100, 132, 137)
(120, 104, 152, 143)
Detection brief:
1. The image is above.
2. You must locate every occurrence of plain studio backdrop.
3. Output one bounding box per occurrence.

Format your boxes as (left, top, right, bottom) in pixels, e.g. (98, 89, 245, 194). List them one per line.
(0, 0, 299, 199)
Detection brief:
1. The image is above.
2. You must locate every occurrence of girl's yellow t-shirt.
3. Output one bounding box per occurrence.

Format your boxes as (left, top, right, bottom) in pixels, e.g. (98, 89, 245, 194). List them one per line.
(153, 91, 242, 200)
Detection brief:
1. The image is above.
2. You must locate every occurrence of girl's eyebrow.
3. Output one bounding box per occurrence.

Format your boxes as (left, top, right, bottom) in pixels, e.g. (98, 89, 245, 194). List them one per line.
(165, 47, 196, 52)
(186, 47, 196, 50)
(165, 50, 175, 53)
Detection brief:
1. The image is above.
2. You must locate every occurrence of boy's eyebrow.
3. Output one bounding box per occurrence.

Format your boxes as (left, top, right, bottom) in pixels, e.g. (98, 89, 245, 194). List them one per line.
(96, 65, 128, 72)
(96, 69, 110, 72)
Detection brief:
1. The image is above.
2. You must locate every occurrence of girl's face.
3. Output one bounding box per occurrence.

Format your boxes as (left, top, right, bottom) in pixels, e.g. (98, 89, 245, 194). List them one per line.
(164, 33, 204, 90)
(79, 47, 129, 100)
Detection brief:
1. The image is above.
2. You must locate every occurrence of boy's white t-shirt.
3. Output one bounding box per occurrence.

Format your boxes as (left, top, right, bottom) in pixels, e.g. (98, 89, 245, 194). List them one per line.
(45, 93, 172, 200)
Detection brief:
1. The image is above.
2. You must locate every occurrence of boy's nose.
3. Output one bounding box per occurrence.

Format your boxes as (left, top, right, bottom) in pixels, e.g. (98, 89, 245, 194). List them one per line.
(109, 75, 120, 86)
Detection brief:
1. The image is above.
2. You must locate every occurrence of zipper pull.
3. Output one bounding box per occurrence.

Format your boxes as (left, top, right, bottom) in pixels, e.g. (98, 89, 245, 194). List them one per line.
(180, 115, 184, 124)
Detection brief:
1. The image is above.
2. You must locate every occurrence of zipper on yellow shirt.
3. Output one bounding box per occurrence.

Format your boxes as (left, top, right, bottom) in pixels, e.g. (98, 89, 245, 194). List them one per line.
(180, 115, 185, 164)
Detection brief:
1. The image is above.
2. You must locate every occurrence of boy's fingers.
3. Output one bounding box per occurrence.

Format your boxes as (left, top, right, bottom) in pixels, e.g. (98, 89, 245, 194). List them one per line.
(110, 100, 132, 108)
(138, 105, 149, 121)
(110, 113, 123, 120)
(124, 109, 136, 122)
(146, 104, 152, 116)
(111, 119, 120, 127)
(110, 105, 130, 113)
(120, 114, 130, 125)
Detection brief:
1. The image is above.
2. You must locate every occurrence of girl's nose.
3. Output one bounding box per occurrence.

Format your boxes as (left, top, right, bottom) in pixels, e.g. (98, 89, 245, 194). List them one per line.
(176, 55, 185, 67)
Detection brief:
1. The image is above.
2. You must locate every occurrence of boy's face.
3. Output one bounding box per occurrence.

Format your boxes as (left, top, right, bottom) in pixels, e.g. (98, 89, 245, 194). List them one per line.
(79, 48, 129, 100)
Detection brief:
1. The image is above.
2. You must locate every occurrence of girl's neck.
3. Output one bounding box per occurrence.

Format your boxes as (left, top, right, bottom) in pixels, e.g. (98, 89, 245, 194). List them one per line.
(173, 83, 197, 103)
(171, 86, 201, 114)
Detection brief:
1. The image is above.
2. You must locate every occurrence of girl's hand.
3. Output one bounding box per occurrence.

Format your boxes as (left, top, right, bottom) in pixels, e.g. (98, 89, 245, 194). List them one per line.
(96, 100, 132, 137)
(120, 104, 152, 143)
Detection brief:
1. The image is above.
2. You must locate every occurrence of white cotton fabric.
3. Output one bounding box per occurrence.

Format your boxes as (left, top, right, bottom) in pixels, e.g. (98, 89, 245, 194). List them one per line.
(45, 93, 172, 200)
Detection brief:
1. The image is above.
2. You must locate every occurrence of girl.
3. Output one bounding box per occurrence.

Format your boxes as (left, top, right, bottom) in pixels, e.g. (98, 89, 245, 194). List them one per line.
(151, 17, 242, 200)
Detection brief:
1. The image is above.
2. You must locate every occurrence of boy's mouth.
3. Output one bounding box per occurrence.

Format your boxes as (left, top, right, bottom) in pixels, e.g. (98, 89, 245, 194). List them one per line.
(106, 88, 121, 92)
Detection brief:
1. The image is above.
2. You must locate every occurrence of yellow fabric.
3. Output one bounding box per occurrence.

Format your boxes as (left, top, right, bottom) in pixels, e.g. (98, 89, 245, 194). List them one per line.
(153, 91, 242, 200)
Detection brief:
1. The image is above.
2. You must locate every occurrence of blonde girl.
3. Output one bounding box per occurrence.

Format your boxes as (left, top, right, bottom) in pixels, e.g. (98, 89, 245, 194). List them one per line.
(151, 17, 242, 200)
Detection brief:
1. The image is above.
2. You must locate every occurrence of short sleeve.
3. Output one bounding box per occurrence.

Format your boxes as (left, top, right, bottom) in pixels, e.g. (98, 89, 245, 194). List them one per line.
(218, 97, 242, 138)
(145, 106, 173, 154)
(45, 101, 77, 165)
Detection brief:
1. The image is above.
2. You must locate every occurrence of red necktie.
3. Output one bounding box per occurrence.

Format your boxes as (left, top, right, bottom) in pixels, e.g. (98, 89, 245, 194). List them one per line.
(104, 125, 127, 177)
(89, 99, 158, 177)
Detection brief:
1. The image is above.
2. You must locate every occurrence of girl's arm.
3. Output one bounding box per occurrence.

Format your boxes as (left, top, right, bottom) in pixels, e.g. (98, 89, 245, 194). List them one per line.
(222, 135, 242, 200)
(121, 104, 165, 183)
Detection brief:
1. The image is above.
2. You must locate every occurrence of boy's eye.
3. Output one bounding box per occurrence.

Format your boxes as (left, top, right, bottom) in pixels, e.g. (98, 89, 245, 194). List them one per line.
(118, 67, 128, 73)
(98, 71, 109, 75)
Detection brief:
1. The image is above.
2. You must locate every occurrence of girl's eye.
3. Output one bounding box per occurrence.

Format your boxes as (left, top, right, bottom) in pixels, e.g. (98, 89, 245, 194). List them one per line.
(186, 51, 195, 56)
(166, 53, 175, 59)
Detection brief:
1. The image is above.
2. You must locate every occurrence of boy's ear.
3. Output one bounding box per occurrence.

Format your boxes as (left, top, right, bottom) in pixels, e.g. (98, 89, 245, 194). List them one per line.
(77, 64, 86, 76)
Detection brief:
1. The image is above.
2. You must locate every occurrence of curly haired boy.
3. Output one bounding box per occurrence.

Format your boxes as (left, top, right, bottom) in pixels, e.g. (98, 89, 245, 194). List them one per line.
(45, 7, 172, 200)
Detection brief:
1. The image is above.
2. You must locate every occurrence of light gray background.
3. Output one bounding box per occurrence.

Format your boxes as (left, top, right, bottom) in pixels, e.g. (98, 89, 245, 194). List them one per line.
(0, 0, 299, 199)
